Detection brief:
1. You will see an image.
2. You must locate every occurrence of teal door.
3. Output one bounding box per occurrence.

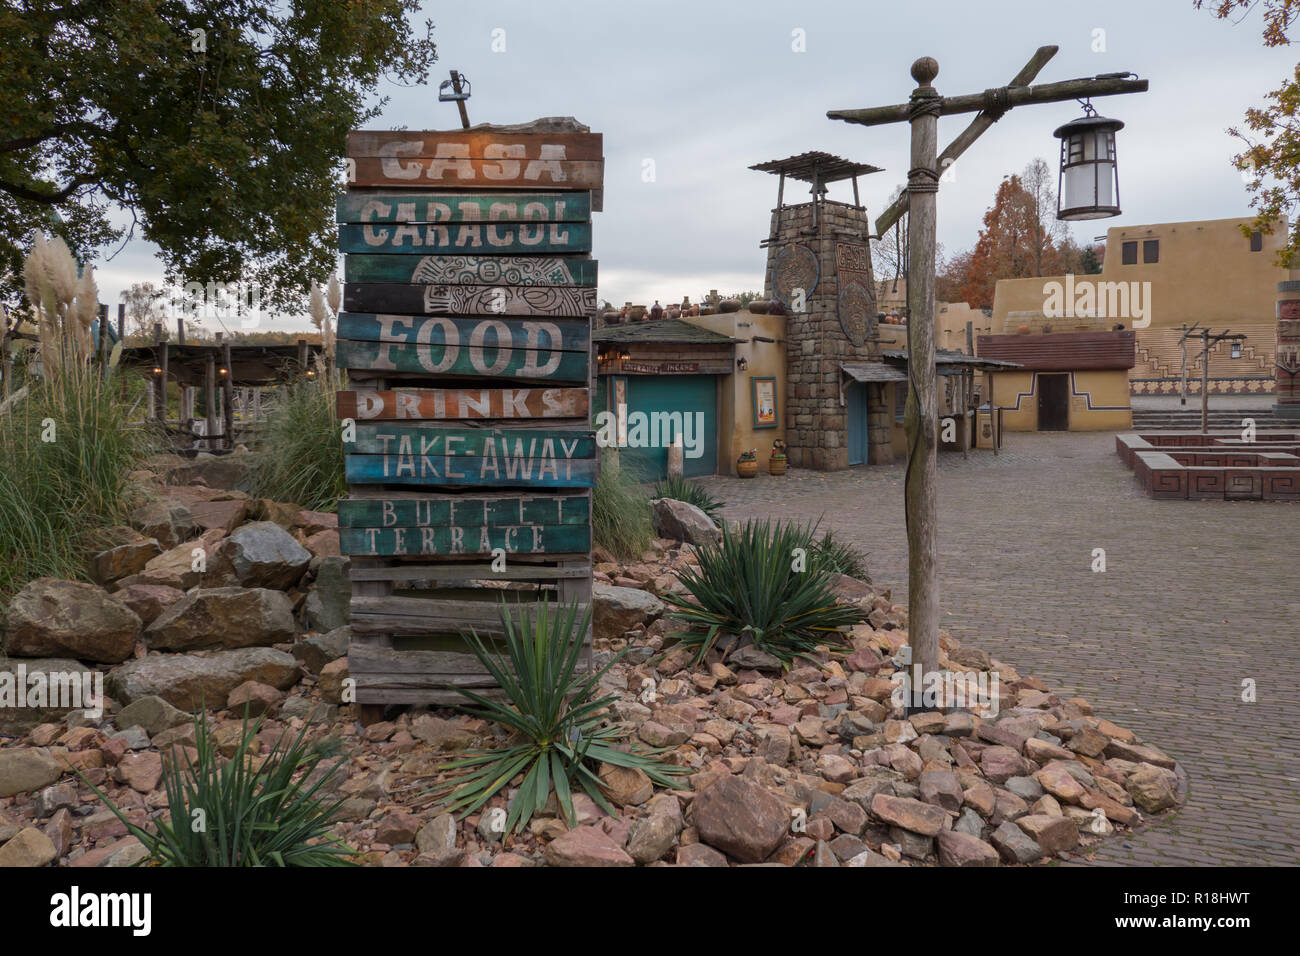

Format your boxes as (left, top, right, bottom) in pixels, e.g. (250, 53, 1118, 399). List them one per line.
(600, 374, 718, 480)
(846, 381, 868, 466)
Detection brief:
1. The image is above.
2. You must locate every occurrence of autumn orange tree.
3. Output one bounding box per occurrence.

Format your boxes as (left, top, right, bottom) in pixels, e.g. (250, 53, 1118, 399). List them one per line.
(1198, 0, 1300, 266)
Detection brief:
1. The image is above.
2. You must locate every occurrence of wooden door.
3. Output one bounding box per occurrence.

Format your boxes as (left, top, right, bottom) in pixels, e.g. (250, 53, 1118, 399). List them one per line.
(1037, 373, 1070, 431)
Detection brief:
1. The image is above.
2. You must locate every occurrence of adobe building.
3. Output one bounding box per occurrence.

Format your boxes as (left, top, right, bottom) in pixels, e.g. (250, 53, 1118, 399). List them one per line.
(991, 216, 1288, 397)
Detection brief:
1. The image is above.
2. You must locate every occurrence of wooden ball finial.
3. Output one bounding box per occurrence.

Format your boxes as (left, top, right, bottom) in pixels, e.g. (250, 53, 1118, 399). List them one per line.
(911, 57, 939, 86)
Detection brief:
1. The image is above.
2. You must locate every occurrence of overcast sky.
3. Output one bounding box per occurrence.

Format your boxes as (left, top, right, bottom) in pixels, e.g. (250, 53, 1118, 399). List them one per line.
(92, 0, 1294, 330)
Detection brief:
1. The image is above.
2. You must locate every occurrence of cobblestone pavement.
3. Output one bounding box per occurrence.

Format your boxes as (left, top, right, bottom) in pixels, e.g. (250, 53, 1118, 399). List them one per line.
(704, 431, 1300, 865)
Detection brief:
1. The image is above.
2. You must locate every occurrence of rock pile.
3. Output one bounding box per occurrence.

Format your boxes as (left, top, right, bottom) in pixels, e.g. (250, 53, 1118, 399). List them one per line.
(0, 479, 1184, 868)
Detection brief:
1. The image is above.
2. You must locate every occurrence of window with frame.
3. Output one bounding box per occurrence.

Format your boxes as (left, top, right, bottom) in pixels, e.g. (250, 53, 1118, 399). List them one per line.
(1143, 239, 1159, 264)
(1121, 241, 1137, 265)
(1250, 231, 1263, 252)
(894, 381, 907, 422)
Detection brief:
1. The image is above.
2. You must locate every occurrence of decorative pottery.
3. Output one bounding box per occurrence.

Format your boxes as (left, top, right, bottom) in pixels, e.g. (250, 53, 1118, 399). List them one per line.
(737, 454, 758, 478)
(719, 298, 742, 313)
(748, 299, 771, 314)
(769, 454, 787, 476)
(1017, 323, 1031, 335)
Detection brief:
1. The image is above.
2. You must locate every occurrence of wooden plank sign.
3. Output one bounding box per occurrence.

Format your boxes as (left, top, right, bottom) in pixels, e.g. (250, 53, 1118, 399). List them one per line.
(345, 451, 597, 487)
(337, 222, 592, 255)
(347, 130, 602, 160)
(339, 494, 591, 528)
(343, 283, 597, 318)
(344, 254, 597, 287)
(341, 523, 590, 557)
(336, 192, 592, 224)
(339, 122, 600, 710)
(337, 338, 589, 381)
(337, 387, 589, 421)
(336, 313, 589, 353)
(345, 424, 596, 458)
(350, 157, 603, 190)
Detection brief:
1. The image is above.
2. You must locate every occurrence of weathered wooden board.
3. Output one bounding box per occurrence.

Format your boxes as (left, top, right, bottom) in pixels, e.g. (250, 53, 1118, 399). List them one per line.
(338, 222, 592, 255)
(349, 595, 589, 636)
(346, 423, 596, 458)
(348, 562, 590, 583)
(339, 493, 590, 528)
(344, 255, 597, 287)
(346, 130, 603, 160)
(345, 452, 597, 487)
(337, 338, 589, 381)
(343, 282, 597, 318)
(336, 192, 592, 224)
(341, 523, 590, 557)
(337, 387, 589, 421)
(337, 313, 589, 353)
(351, 157, 603, 190)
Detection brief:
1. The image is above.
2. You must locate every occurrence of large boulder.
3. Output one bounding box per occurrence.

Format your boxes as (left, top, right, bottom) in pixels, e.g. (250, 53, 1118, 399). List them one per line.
(105, 647, 301, 710)
(124, 530, 226, 591)
(117, 695, 191, 736)
(2, 578, 141, 663)
(114, 584, 185, 625)
(0, 658, 92, 733)
(592, 583, 664, 642)
(128, 499, 196, 549)
(292, 626, 350, 674)
(213, 521, 311, 590)
(0, 750, 65, 797)
(88, 537, 162, 586)
(650, 498, 720, 546)
(692, 775, 788, 863)
(304, 556, 350, 632)
(145, 587, 296, 651)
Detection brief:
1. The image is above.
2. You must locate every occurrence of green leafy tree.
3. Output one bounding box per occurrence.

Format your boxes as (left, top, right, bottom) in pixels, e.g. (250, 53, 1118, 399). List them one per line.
(0, 1, 436, 310)
(1197, 0, 1300, 265)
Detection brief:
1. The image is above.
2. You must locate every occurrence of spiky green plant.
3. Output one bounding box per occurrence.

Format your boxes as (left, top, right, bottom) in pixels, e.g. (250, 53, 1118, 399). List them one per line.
(806, 525, 871, 581)
(248, 375, 345, 512)
(662, 518, 869, 667)
(591, 448, 654, 559)
(653, 473, 723, 522)
(80, 710, 356, 866)
(436, 599, 688, 836)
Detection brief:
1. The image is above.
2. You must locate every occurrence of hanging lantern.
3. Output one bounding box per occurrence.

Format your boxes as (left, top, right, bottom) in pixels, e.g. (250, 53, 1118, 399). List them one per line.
(1053, 102, 1124, 221)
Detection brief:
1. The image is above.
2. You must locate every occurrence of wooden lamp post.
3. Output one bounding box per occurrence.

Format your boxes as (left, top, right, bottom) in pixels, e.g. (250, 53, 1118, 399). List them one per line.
(828, 48, 1147, 711)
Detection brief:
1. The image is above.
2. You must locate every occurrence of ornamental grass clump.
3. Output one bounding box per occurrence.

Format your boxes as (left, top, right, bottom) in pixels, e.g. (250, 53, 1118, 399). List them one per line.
(591, 448, 654, 559)
(662, 518, 869, 667)
(80, 710, 355, 867)
(436, 599, 688, 836)
(653, 473, 724, 522)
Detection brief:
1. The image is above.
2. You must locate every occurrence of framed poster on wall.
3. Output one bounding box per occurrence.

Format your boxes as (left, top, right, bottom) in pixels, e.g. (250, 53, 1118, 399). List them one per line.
(751, 376, 778, 428)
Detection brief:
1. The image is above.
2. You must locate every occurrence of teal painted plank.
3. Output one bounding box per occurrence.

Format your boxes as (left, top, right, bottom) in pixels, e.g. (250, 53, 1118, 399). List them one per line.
(338, 495, 590, 528)
(337, 313, 588, 353)
(346, 453, 597, 488)
(340, 524, 590, 557)
(338, 222, 591, 254)
(337, 339, 589, 381)
(343, 255, 598, 287)
(346, 424, 596, 458)
(336, 192, 592, 224)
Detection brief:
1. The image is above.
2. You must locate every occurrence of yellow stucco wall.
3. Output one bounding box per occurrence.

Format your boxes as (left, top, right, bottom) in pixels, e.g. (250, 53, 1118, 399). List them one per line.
(991, 369, 1132, 431)
(685, 309, 787, 473)
(990, 217, 1287, 390)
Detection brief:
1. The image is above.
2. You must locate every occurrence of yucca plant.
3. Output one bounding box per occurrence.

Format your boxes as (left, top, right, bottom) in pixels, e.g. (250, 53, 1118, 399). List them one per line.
(662, 518, 869, 667)
(436, 599, 688, 836)
(653, 473, 723, 522)
(807, 524, 871, 581)
(80, 710, 355, 866)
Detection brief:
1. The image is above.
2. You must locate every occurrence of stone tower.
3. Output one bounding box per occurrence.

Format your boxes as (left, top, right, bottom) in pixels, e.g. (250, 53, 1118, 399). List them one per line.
(751, 151, 882, 470)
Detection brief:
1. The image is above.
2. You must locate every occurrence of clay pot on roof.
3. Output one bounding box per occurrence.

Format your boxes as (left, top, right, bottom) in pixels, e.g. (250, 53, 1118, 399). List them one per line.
(719, 298, 742, 313)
